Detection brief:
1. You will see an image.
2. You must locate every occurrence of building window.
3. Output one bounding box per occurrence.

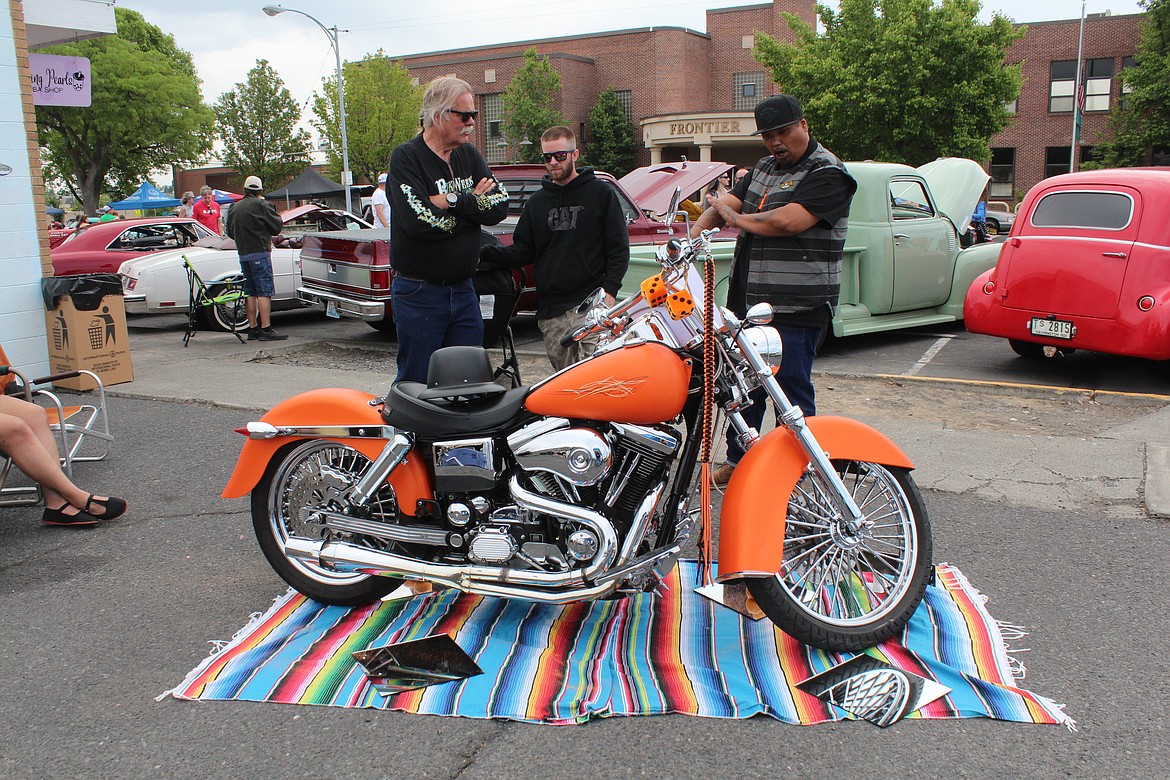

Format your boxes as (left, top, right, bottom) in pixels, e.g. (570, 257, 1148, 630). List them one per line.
(1004, 98, 1018, 115)
(1049, 60, 1076, 112)
(1080, 145, 1098, 165)
(482, 93, 506, 163)
(1045, 146, 1071, 178)
(1084, 58, 1114, 112)
(1120, 55, 1137, 111)
(485, 69, 496, 84)
(614, 89, 633, 121)
(989, 148, 1015, 199)
(1152, 146, 1170, 166)
(742, 35, 753, 49)
(733, 72, 765, 111)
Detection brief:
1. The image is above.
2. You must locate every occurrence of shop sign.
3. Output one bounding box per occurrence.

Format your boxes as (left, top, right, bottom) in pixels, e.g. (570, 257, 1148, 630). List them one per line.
(30, 54, 91, 107)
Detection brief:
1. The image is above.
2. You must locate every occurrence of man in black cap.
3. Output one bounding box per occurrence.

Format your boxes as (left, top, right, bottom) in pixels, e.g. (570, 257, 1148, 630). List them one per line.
(691, 94, 857, 485)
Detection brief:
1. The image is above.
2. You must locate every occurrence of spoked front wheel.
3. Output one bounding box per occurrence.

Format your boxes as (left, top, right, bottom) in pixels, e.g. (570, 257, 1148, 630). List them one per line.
(747, 460, 932, 652)
(252, 439, 402, 605)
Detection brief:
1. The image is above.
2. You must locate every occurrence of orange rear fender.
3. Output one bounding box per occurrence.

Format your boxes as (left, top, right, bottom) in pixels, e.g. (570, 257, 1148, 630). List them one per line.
(717, 416, 913, 581)
(221, 388, 433, 512)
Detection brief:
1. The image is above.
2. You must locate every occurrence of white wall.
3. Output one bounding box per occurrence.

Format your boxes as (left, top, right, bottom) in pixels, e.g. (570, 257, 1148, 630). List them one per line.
(0, 8, 51, 377)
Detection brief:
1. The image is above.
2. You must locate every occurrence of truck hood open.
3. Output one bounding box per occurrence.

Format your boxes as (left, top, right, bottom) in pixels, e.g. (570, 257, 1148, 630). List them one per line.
(618, 161, 734, 216)
(915, 157, 989, 233)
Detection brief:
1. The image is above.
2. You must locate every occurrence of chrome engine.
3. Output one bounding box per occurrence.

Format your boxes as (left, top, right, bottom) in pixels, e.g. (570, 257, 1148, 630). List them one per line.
(302, 417, 682, 597)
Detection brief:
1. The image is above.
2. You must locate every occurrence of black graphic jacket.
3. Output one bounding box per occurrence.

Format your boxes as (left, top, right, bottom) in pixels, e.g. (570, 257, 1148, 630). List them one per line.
(481, 167, 629, 319)
(389, 134, 509, 283)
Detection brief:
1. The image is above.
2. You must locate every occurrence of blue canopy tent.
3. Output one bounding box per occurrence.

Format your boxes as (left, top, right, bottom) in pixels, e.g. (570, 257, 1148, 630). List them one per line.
(46, 206, 65, 216)
(107, 181, 181, 212)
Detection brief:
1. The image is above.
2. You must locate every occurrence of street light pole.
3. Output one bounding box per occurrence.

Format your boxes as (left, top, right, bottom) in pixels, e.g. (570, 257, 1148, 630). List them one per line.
(262, 4, 353, 216)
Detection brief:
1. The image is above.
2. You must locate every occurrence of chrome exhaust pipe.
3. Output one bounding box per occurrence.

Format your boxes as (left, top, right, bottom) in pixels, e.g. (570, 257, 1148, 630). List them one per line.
(284, 537, 617, 603)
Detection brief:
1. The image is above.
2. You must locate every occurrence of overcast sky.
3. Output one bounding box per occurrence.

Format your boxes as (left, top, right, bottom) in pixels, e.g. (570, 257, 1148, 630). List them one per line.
(113, 0, 1144, 142)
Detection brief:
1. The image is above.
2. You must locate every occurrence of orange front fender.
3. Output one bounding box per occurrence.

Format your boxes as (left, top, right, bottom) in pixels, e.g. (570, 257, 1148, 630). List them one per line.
(221, 388, 432, 514)
(717, 416, 913, 582)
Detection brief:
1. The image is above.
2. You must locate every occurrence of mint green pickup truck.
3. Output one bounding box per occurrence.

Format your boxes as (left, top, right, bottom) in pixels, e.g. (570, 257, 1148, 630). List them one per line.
(621, 157, 992, 340)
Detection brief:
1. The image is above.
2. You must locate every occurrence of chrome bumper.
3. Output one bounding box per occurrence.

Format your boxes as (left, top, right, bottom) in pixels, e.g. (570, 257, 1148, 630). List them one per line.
(123, 294, 148, 314)
(296, 286, 385, 321)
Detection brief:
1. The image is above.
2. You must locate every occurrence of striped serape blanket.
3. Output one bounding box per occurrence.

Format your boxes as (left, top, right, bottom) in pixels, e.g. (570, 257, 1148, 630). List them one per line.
(165, 562, 1072, 727)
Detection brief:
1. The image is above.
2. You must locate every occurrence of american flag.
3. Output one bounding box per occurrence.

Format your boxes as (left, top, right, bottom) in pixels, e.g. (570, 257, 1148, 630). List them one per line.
(1074, 64, 1087, 114)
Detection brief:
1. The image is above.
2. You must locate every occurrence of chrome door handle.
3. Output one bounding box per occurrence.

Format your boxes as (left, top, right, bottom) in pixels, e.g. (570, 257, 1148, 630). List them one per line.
(894, 233, 910, 239)
(1102, 252, 1127, 258)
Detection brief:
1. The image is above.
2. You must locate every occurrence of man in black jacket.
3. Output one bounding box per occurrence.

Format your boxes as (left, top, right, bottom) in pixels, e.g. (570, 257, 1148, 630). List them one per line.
(225, 175, 286, 341)
(481, 126, 629, 370)
(388, 76, 509, 383)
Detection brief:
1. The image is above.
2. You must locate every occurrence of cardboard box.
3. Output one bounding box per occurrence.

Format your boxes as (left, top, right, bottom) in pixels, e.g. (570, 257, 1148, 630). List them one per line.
(44, 293, 134, 391)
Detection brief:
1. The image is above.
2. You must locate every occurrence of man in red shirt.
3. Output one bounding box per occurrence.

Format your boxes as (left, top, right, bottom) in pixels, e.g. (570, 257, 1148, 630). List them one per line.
(192, 185, 223, 234)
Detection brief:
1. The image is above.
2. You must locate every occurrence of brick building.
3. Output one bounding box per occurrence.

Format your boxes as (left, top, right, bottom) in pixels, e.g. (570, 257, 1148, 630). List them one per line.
(394, 2, 1147, 208)
(991, 12, 1146, 204)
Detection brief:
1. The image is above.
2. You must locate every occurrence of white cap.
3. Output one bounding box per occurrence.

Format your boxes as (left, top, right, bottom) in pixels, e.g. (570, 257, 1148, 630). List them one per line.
(100, 205, 111, 212)
(377, 172, 388, 184)
(243, 175, 263, 191)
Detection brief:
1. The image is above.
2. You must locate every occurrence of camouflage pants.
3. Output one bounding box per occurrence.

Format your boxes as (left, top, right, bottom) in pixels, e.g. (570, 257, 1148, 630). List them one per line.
(538, 308, 600, 372)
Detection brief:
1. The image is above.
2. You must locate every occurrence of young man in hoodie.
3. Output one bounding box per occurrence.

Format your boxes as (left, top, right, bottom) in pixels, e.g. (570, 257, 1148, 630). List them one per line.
(481, 126, 629, 370)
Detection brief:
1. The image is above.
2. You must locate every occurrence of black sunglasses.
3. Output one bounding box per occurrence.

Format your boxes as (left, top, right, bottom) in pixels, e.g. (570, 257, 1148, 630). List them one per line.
(541, 149, 575, 163)
(446, 109, 479, 122)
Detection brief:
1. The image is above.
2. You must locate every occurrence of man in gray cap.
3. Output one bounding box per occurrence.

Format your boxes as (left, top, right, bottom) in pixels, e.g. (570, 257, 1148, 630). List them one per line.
(691, 94, 857, 485)
(226, 175, 286, 341)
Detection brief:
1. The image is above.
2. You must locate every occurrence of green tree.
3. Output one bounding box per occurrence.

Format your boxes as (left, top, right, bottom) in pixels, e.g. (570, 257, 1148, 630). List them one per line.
(502, 49, 564, 164)
(312, 52, 422, 184)
(585, 87, 638, 176)
(1091, 0, 1170, 167)
(753, 0, 1023, 166)
(214, 59, 311, 190)
(34, 7, 214, 215)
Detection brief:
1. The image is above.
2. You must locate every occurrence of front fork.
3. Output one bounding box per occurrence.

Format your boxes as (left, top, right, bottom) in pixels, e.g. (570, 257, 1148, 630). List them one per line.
(725, 330, 867, 529)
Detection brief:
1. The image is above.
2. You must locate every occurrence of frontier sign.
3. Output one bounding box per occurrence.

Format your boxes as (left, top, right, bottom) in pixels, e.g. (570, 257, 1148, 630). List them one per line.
(667, 119, 744, 136)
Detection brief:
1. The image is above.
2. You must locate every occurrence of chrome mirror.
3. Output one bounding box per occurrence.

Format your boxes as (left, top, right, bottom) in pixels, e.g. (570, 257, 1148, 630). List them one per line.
(745, 302, 774, 325)
(663, 187, 682, 233)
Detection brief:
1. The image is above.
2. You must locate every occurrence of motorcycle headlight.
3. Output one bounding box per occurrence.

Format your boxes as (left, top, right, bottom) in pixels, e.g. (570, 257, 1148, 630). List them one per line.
(745, 326, 783, 369)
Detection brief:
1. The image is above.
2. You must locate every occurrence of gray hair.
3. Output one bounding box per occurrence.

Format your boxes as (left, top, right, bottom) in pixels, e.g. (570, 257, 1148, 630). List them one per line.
(420, 76, 473, 129)
(181, 191, 195, 204)
(199, 185, 212, 196)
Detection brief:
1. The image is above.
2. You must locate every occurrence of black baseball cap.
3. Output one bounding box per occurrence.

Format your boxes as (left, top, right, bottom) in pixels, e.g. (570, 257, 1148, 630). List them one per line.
(751, 94, 804, 135)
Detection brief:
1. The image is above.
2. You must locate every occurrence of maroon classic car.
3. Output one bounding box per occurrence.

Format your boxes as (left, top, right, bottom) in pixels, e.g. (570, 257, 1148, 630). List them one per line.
(50, 217, 216, 276)
(296, 163, 734, 336)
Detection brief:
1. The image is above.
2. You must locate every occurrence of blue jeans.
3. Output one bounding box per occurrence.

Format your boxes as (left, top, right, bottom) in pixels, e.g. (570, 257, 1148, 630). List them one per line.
(725, 323, 822, 466)
(391, 276, 483, 384)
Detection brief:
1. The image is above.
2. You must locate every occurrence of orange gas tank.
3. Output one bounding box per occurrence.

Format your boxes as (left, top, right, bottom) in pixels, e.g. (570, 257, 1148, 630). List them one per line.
(525, 342, 692, 424)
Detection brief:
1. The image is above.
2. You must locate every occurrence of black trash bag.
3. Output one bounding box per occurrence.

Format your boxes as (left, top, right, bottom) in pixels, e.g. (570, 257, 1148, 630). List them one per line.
(41, 274, 123, 312)
(475, 231, 519, 349)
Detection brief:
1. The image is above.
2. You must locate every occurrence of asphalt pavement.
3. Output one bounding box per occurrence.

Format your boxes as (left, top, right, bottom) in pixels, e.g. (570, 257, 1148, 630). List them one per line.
(1, 310, 1168, 778)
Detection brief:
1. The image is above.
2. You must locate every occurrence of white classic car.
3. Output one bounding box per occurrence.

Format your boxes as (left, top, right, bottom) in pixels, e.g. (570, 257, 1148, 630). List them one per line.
(120, 203, 370, 330)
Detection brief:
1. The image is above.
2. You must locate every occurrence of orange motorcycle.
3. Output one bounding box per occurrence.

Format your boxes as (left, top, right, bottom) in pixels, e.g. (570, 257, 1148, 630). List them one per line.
(224, 212, 932, 652)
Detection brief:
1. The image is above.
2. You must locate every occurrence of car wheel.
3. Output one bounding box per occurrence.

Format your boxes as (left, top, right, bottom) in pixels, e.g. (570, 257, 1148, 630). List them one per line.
(200, 285, 250, 332)
(367, 318, 397, 337)
(986, 219, 1000, 236)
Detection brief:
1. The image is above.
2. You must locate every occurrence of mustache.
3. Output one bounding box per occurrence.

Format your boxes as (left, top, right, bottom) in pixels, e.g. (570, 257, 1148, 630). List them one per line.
(459, 127, 474, 136)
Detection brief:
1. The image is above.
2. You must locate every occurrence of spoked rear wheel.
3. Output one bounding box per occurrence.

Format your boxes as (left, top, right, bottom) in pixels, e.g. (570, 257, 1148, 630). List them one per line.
(747, 460, 932, 652)
(252, 439, 402, 605)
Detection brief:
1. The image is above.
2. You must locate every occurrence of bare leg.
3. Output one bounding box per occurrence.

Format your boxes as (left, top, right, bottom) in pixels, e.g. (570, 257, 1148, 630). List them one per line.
(0, 397, 88, 509)
(257, 296, 273, 329)
(246, 296, 259, 329)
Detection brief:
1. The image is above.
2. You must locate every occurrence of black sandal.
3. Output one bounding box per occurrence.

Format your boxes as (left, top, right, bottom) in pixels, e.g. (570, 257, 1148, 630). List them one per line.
(42, 504, 100, 527)
(84, 495, 127, 521)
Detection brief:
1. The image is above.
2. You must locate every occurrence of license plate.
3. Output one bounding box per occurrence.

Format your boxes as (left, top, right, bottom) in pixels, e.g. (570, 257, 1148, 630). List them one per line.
(1029, 317, 1073, 339)
(325, 300, 340, 319)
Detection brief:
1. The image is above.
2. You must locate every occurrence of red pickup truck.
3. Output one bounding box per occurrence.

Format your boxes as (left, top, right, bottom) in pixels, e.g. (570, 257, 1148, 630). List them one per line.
(296, 162, 732, 337)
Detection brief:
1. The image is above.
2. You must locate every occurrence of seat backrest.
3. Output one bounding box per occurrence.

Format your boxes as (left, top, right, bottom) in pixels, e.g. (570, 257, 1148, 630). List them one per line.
(0, 344, 19, 396)
(182, 255, 210, 292)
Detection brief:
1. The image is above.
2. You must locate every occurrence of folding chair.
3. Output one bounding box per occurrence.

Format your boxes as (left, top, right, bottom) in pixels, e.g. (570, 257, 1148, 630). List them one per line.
(183, 254, 248, 347)
(1, 346, 113, 487)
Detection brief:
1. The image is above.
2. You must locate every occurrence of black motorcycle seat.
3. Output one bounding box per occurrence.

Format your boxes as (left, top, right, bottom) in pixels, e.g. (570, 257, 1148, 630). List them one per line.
(382, 382, 530, 438)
